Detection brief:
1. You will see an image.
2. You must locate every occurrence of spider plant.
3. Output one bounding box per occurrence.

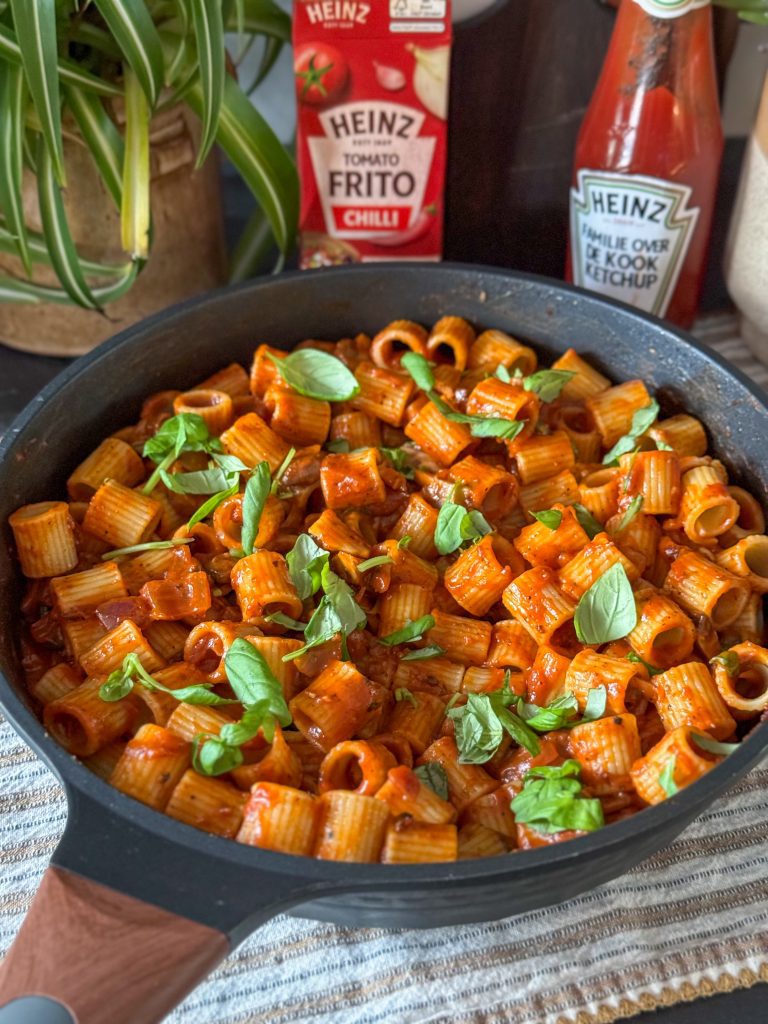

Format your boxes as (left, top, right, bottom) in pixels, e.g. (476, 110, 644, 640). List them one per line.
(0, 0, 296, 309)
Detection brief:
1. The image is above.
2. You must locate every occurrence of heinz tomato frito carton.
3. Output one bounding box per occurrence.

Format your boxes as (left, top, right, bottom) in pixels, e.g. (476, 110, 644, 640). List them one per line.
(294, 0, 452, 268)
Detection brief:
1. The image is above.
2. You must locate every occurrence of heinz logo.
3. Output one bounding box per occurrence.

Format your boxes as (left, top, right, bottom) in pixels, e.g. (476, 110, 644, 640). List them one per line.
(305, 1, 371, 24)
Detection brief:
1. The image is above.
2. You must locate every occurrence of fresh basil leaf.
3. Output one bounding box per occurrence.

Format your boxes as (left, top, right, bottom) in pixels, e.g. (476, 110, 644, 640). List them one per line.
(414, 762, 449, 800)
(430, 391, 523, 440)
(193, 735, 244, 776)
(711, 650, 740, 676)
(527, 760, 583, 781)
(101, 538, 194, 560)
(434, 501, 468, 555)
(187, 483, 239, 530)
(168, 684, 239, 706)
(286, 533, 330, 600)
(161, 465, 238, 495)
(617, 495, 644, 532)
(357, 554, 394, 572)
(581, 685, 608, 723)
(532, 508, 563, 531)
(494, 705, 540, 755)
(656, 439, 674, 451)
(658, 757, 678, 797)
(380, 614, 436, 646)
(218, 704, 268, 748)
(271, 448, 297, 495)
(283, 596, 340, 662)
(99, 669, 134, 701)
(99, 653, 235, 706)
(517, 692, 579, 731)
(212, 454, 250, 474)
(397, 535, 412, 549)
(269, 349, 360, 402)
(326, 438, 351, 453)
(603, 399, 660, 465)
(241, 461, 271, 556)
(448, 693, 504, 765)
(572, 503, 602, 540)
(322, 562, 367, 631)
(523, 369, 576, 403)
(626, 651, 664, 677)
(494, 364, 512, 383)
(142, 412, 215, 464)
(511, 759, 604, 833)
(266, 611, 307, 632)
(445, 693, 461, 712)
(574, 563, 637, 645)
(401, 351, 435, 392)
(691, 733, 740, 757)
(379, 446, 415, 479)
(400, 643, 445, 662)
(224, 637, 291, 726)
(395, 687, 418, 706)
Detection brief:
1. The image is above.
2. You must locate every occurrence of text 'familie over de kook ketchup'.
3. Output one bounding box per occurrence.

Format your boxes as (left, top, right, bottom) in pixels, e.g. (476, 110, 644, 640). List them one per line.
(566, 0, 723, 329)
(294, 0, 452, 269)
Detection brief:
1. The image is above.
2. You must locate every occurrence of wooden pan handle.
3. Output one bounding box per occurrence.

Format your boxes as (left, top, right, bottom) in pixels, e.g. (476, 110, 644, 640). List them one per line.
(0, 866, 229, 1024)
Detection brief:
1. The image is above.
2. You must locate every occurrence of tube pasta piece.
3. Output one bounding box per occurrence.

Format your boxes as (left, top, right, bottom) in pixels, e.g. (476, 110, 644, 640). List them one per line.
(374, 765, 456, 823)
(513, 504, 589, 570)
(722, 485, 766, 542)
(404, 400, 473, 468)
(44, 678, 139, 757)
(198, 362, 250, 398)
(551, 348, 611, 401)
(515, 432, 576, 485)
(51, 561, 128, 618)
(309, 509, 371, 558)
(502, 567, 576, 647)
(351, 362, 415, 427)
(144, 621, 189, 662)
(618, 450, 681, 516)
(237, 782, 319, 855)
(184, 621, 261, 681)
(377, 583, 433, 637)
(419, 737, 497, 814)
(564, 649, 641, 716)
(578, 468, 620, 524)
(393, 657, 465, 694)
(62, 617, 108, 664)
(728, 592, 764, 645)
(109, 724, 190, 811)
(465, 377, 540, 447)
(29, 662, 82, 705)
(447, 456, 519, 520)
(426, 316, 475, 371)
(387, 692, 446, 756)
(525, 645, 572, 706)
(678, 465, 739, 542)
(558, 532, 639, 600)
(425, 609, 492, 666)
(569, 713, 641, 793)
(330, 411, 383, 449)
(231, 551, 302, 621)
(372, 539, 439, 590)
(83, 481, 162, 550)
(628, 589, 695, 670)
(119, 545, 181, 594)
(230, 725, 303, 791)
(391, 493, 438, 559)
(631, 726, 720, 805)
(173, 389, 234, 435)
(715, 535, 768, 592)
(468, 330, 537, 376)
(664, 549, 750, 630)
(519, 470, 580, 516)
(486, 621, 538, 671)
(382, 821, 458, 863)
(443, 535, 514, 616)
(556, 405, 602, 464)
(711, 641, 768, 713)
(67, 437, 145, 501)
(318, 740, 396, 796)
(290, 660, 384, 752)
(264, 385, 331, 447)
(220, 412, 290, 472)
(9, 502, 78, 578)
(314, 790, 391, 861)
(461, 787, 517, 838)
(320, 448, 387, 509)
(243, 636, 303, 697)
(165, 770, 247, 838)
(79, 620, 165, 678)
(140, 571, 212, 621)
(647, 414, 707, 457)
(370, 319, 428, 369)
(655, 662, 736, 740)
(608, 511, 661, 576)
(585, 379, 652, 447)
(249, 345, 287, 398)
(458, 822, 510, 859)
(84, 741, 127, 782)
(166, 704, 234, 744)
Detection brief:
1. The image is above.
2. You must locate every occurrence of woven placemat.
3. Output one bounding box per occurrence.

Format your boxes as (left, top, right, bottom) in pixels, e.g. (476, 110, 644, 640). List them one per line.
(1, 320, 767, 1024)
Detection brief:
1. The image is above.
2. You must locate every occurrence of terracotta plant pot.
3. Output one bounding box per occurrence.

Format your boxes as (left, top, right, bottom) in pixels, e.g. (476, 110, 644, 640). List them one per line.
(0, 105, 227, 357)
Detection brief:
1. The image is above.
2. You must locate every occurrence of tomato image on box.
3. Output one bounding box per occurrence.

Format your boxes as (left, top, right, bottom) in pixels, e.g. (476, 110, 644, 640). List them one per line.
(294, 0, 452, 268)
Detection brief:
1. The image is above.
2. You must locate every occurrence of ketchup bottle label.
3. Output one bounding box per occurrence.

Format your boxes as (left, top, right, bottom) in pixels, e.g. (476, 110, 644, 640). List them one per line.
(632, 0, 709, 17)
(570, 170, 700, 317)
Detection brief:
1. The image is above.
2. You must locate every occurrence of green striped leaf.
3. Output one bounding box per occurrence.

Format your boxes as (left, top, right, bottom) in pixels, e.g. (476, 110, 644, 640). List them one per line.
(66, 85, 124, 209)
(0, 24, 122, 97)
(0, 221, 127, 278)
(188, 74, 297, 255)
(0, 63, 31, 275)
(121, 69, 151, 260)
(36, 135, 100, 309)
(93, 0, 165, 108)
(229, 204, 275, 283)
(0, 260, 139, 305)
(188, 0, 225, 167)
(243, 36, 283, 94)
(9, 0, 65, 184)
(227, 0, 291, 41)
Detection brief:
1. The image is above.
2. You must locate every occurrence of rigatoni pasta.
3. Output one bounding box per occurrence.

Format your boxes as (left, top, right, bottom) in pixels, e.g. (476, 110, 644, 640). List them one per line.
(10, 316, 766, 865)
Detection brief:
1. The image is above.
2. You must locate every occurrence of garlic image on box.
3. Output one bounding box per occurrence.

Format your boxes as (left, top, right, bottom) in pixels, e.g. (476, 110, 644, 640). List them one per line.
(407, 43, 451, 120)
(725, 72, 768, 361)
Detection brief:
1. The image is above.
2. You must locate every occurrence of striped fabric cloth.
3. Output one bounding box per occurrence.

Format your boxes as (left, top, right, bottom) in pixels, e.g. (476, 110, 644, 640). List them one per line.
(1, 323, 768, 1024)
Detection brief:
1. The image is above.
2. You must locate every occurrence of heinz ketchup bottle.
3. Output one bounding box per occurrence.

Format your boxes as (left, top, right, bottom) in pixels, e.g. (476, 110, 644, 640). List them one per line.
(566, 0, 723, 329)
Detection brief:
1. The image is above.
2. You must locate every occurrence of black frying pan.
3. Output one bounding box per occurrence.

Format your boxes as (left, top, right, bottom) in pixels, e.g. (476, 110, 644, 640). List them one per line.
(0, 265, 766, 1024)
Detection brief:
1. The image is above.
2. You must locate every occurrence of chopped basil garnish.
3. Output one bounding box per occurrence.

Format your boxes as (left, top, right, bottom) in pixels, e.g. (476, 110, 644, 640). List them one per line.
(617, 494, 644, 532)
(448, 679, 540, 764)
(626, 651, 664, 676)
(286, 534, 330, 600)
(141, 413, 223, 494)
(187, 483, 239, 530)
(511, 759, 604, 833)
(380, 614, 436, 646)
(434, 486, 492, 556)
(574, 563, 637, 645)
(99, 652, 236, 706)
(379, 446, 415, 479)
(494, 364, 512, 383)
(268, 349, 360, 402)
(271, 448, 297, 494)
(656, 439, 674, 451)
(357, 554, 394, 572)
(658, 757, 678, 797)
(516, 685, 607, 732)
(101, 537, 194, 560)
(603, 399, 660, 465)
(326, 438, 351, 453)
(711, 650, 740, 676)
(414, 762, 449, 800)
(265, 611, 307, 632)
(522, 369, 576, 403)
(532, 508, 563, 531)
(282, 562, 367, 662)
(241, 461, 272, 556)
(401, 351, 436, 391)
(691, 733, 740, 757)
(395, 687, 418, 706)
(397, 535, 412, 549)
(572, 503, 603, 540)
(400, 643, 445, 662)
